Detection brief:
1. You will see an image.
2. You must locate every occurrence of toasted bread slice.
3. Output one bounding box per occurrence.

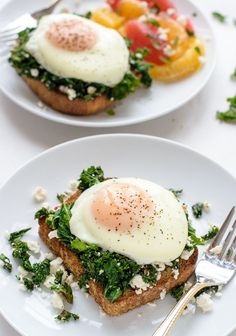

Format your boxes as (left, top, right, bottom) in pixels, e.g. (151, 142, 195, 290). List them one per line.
(23, 76, 114, 116)
(38, 190, 198, 316)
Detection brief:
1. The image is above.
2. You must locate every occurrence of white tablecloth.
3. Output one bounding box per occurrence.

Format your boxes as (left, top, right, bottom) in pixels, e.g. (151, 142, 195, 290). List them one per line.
(0, 0, 235, 335)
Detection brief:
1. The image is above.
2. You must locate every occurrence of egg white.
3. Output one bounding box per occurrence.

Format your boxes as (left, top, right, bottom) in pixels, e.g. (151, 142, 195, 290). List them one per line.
(69, 178, 188, 264)
(25, 14, 130, 87)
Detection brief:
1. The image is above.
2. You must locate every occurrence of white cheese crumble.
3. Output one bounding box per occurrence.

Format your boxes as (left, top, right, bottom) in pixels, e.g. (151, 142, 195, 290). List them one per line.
(17, 266, 28, 277)
(44, 275, 55, 288)
(30, 68, 39, 77)
(199, 56, 206, 64)
(184, 281, 193, 291)
(19, 284, 27, 292)
(215, 291, 222, 297)
(48, 230, 59, 240)
(50, 257, 63, 274)
(51, 292, 64, 310)
(181, 248, 194, 260)
(166, 8, 176, 16)
(160, 289, 166, 300)
(177, 15, 187, 26)
(69, 180, 78, 192)
(157, 27, 169, 41)
(4, 230, 10, 240)
(87, 86, 97, 95)
(196, 293, 213, 312)
(26, 240, 40, 254)
(210, 245, 222, 255)
(71, 282, 79, 289)
(59, 86, 77, 100)
(156, 263, 165, 271)
(148, 302, 157, 307)
(44, 252, 54, 260)
(203, 202, 211, 211)
(163, 44, 176, 57)
(33, 186, 47, 203)
(65, 274, 74, 285)
(172, 268, 179, 280)
(37, 101, 45, 109)
(130, 274, 150, 294)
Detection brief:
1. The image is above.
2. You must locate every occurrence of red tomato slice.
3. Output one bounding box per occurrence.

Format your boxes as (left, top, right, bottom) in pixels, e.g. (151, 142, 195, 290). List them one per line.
(125, 20, 167, 65)
(185, 18, 194, 34)
(106, 0, 121, 10)
(144, 0, 176, 12)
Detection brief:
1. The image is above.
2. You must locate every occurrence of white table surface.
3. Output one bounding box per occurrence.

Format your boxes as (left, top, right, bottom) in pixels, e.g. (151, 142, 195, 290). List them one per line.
(0, 0, 236, 335)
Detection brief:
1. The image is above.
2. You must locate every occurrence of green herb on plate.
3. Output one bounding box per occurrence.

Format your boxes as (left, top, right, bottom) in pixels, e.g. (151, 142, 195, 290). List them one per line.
(212, 12, 227, 23)
(0, 253, 12, 272)
(216, 96, 236, 122)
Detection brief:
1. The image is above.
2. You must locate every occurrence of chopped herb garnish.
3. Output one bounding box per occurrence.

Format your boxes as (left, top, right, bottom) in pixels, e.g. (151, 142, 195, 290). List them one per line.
(35, 207, 51, 220)
(194, 46, 201, 55)
(79, 11, 92, 19)
(171, 284, 185, 301)
(192, 202, 204, 218)
(51, 282, 73, 304)
(9, 228, 31, 244)
(106, 109, 116, 116)
(55, 310, 79, 322)
(172, 37, 179, 47)
(186, 29, 195, 37)
(169, 189, 183, 198)
(78, 166, 105, 191)
(212, 12, 227, 23)
(201, 225, 219, 241)
(32, 259, 50, 285)
(187, 224, 205, 248)
(216, 95, 236, 122)
(231, 68, 236, 80)
(152, 41, 162, 50)
(0, 253, 12, 272)
(159, 56, 172, 64)
(22, 277, 35, 291)
(145, 18, 160, 27)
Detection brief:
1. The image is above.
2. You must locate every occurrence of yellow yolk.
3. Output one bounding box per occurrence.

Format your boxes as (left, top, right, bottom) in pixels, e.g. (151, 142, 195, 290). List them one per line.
(91, 182, 155, 232)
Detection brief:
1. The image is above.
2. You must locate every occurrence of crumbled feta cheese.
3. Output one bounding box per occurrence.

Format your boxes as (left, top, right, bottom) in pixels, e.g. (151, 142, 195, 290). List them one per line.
(48, 230, 59, 240)
(172, 268, 179, 280)
(51, 292, 64, 310)
(30, 68, 39, 77)
(41, 292, 49, 299)
(160, 289, 166, 300)
(163, 44, 176, 57)
(184, 281, 193, 291)
(210, 245, 222, 255)
(148, 302, 157, 307)
(26, 240, 40, 254)
(156, 272, 162, 281)
(167, 8, 176, 16)
(85, 284, 90, 289)
(44, 252, 54, 260)
(4, 230, 10, 240)
(19, 284, 27, 292)
(44, 275, 55, 288)
(130, 274, 150, 293)
(177, 15, 187, 25)
(59, 86, 77, 100)
(50, 257, 63, 274)
(199, 56, 206, 64)
(181, 249, 194, 260)
(215, 292, 222, 297)
(42, 202, 50, 209)
(182, 303, 196, 315)
(87, 86, 97, 95)
(135, 52, 143, 59)
(37, 101, 44, 108)
(33, 186, 47, 203)
(203, 202, 211, 211)
(157, 27, 169, 41)
(17, 266, 28, 277)
(156, 263, 166, 271)
(99, 269, 104, 275)
(196, 293, 213, 313)
(68, 180, 78, 192)
(99, 308, 106, 317)
(65, 274, 74, 285)
(137, 313, 142, 318)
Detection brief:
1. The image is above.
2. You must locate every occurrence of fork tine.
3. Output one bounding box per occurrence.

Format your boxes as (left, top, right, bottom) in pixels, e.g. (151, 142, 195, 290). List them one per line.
(219, 219, 236, 260)
(32, 0, 62, 20)
(0, 34, 18, 43)
(207, 206, 235, 252)
(0, 26, 22, 37)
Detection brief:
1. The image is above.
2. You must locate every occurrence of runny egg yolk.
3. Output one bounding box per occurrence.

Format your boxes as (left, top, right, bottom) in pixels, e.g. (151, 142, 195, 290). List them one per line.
(91, 182, 155, 232)
(46, 19, 97, 52)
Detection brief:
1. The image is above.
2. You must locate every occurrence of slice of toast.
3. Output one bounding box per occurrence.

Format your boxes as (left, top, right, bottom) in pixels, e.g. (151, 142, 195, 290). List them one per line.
(38, 190, 198, 316)
(23, 76, 114, 116)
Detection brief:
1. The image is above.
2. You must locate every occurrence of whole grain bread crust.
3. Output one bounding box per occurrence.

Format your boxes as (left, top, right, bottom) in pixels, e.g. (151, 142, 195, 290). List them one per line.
(38, 190, 198, 316)
(23, 76, 114, 116)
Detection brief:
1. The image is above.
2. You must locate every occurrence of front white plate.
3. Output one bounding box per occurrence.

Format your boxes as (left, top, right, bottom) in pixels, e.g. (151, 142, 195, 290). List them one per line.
(0, 134, 235, 336)
(0, 0, 215, 127)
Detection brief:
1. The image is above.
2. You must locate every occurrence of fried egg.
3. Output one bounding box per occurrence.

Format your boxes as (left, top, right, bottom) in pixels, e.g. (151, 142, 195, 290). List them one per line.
(25, 14, 129, 87)
(70, 178, 188, 264)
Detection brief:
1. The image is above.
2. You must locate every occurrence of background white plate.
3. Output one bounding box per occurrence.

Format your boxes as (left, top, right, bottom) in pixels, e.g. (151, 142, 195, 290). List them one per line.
(0, 134, 235, 336)
(0, 0, 215, 127)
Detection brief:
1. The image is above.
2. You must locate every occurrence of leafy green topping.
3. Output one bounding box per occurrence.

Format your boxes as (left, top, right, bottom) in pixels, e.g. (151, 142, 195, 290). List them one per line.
(159, 56, 172, 64)
(0, 253, 12, 272)
(172, 37, 179, 47)
(138, 265, 158, 285)
(169, 189, 183, 198)
(187, 224, 205, 249)
(78, 166, 105, 191)
(106, 108, 116, 116)
(216, 96, 236, 122)
(171, 284, 185, 301)
(32, 259, 50, 285)
(145, 18, 160, 27)
(192, 202, 204, 218)
(78, 11, 92, 19)
(22, 277, 34, 291)
(186, 29, 195, 37)
(194, 46, 201, 55)
(9, 27, 152, 102)
(55, 310, 79, 322)
(12, 240, 31, 266)
(201, 225, 219, 241)
(9, 228, 31, 244)
(35, 207, 52, 220)
(212, 12, 227, 23)
(51, 270, 73, 304)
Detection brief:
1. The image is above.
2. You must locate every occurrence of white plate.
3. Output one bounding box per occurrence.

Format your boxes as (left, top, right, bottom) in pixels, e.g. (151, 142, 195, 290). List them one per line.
(0, 0, 215, 127)
(0, 134, 235, 336)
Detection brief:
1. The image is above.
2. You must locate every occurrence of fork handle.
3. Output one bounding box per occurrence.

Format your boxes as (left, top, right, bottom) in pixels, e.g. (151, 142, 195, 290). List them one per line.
(153, 282, 210, 336)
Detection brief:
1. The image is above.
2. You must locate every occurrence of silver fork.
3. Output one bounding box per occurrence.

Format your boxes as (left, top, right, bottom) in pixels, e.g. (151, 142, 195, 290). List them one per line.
(153, 206, 236, 336)
(0, 0, 62, 46)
